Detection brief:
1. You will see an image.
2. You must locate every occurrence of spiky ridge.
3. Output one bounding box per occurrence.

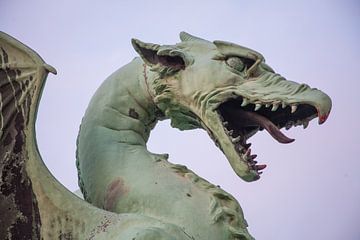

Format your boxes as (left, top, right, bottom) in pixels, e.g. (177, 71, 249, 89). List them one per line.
(170, 163, 252, 239)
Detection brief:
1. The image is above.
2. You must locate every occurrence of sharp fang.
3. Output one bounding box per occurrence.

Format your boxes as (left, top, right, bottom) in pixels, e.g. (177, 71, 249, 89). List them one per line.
(241, 98, 249, 107)
(238, 146, 244, 153)
(285, 122, 293, 130)
(228, 130, 234, 136)
(271, 103, 279, 111)
(223, 121, 229, 127)
(255, 164, 267, 171)
(265, 103, 270, 108)
(255, 104, 262, 111)
(232, 136, 241, 143)
(250, 154, 257, 160)
(245, 148, 251, 156)
(244, 143, 251, 149)
(282, 102, 287, 108)
(303, 121, 309, 129)
(291, 105, 298, 113)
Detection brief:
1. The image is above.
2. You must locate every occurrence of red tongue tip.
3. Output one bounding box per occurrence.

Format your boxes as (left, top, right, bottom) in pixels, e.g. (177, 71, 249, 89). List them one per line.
(268, 125, 295, 144)
(277, 136, 295, 144)
(284, 138, 295, 144)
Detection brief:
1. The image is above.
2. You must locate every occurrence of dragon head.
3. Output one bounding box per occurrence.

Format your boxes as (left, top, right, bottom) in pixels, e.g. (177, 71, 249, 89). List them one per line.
(132, 32, 331, 182)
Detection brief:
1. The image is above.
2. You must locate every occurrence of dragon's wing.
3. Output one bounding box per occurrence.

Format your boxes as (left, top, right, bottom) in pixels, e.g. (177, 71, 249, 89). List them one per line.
(0, 32, 192, 240)
(0, 31, 56, 239)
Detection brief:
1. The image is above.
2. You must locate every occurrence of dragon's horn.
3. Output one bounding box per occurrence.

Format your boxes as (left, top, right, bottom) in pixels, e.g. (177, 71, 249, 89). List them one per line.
(179, 31, 210, 43)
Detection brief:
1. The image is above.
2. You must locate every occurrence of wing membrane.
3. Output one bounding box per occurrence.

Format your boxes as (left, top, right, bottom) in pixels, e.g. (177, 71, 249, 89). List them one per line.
(0, 31, 56, 239)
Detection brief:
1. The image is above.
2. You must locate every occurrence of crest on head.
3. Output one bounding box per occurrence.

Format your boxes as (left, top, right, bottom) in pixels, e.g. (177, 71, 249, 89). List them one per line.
(131, 32, 206, 76)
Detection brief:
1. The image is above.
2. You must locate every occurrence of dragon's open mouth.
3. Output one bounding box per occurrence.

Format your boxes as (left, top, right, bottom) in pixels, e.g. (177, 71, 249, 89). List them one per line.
(217, 96, 318, 175)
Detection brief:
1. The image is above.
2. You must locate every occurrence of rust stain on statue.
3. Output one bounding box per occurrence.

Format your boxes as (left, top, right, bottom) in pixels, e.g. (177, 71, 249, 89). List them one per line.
(104, 177, 129, 211)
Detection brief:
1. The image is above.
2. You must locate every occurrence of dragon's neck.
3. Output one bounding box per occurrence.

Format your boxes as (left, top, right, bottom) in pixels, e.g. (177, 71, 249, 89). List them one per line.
(76, 58, 251, 239)
(0, 32, 253, 239)
(76, 58, 161, 203)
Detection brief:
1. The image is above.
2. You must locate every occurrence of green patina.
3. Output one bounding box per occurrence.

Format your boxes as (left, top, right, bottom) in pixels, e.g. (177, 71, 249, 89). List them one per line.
(76, 32, 331, 239)
(0, 32, 331, 239)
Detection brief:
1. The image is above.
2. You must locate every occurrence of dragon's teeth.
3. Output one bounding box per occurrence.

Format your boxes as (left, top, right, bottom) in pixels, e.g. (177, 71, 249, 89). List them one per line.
(285, 122, 291, 130)
(223, 121, 228, 126)
(228, 130, 234, 136)
(291, 105, 298, 113)
(271, 103, 279, 111)
(282, 102, 287, 108)
(255, 164, 267, 171)
(254, 104, 262, 111)
(238, 146, 244, 153)
(265, 103, 271, 108)
(241, 98, 249, 107)
(303, 121, 309, 129)
(231, 136, 241, 143)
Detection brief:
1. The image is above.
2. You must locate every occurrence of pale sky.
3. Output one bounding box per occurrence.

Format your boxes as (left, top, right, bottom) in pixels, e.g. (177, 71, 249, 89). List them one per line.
(1, 0, 359, 239)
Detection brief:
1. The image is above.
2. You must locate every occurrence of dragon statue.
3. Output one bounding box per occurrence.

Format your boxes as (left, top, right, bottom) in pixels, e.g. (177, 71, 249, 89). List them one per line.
(0, 31, 331, 239)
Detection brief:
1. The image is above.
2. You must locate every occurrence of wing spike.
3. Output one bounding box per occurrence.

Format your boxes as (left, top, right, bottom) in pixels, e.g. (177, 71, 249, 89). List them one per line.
(43, 63, 57, 74)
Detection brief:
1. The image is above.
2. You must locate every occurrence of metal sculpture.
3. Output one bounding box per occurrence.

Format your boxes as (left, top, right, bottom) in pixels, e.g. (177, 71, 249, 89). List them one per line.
(0, 31, 331, 239)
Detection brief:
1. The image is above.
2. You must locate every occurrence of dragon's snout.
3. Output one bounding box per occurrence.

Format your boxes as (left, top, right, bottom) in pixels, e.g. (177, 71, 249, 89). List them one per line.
(206, 74, 332, 182)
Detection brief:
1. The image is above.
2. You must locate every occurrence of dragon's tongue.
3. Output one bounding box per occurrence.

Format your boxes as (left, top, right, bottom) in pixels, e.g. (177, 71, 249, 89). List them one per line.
(237, 109, 295, 144)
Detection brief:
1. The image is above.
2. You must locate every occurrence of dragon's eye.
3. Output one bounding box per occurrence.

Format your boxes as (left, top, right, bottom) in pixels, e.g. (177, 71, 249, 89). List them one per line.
(225, 57, 245, 72)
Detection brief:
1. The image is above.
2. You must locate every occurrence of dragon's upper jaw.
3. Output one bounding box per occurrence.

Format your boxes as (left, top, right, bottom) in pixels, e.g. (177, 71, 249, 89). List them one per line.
(205, 94, 331, 182)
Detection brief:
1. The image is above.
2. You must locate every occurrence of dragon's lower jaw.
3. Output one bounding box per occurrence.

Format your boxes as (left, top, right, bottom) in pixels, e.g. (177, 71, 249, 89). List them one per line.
(219, 138, 262, 182)
(204, 94, 331, 182)
(214, 117, 266, 182)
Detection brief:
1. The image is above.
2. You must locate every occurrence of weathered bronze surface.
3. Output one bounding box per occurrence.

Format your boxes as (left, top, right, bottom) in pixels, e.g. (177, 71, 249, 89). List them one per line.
(0, 32, 331, 239)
